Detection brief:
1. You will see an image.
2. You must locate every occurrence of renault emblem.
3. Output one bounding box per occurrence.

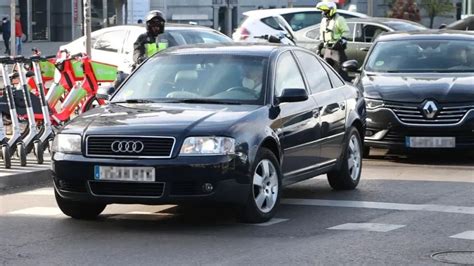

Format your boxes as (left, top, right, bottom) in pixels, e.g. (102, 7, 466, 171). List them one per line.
(422, 101, 438, 119)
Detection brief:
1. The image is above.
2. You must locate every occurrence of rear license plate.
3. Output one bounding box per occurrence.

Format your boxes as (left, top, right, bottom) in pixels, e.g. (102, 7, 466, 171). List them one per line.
(94, 166, 155, 182)
(406, 137, 456, 148)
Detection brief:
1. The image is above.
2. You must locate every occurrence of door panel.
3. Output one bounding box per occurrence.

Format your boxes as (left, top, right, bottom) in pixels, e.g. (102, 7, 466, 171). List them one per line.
(275, 52, 321, 176)
(92, 30, 126, 68)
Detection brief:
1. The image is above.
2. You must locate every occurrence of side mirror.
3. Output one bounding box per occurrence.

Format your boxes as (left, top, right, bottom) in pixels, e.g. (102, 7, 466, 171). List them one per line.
(96, 86, 115, 101)
(342, 60, 360, 73)
(277, 88, 308, 103)
(268, 35, 282, 43)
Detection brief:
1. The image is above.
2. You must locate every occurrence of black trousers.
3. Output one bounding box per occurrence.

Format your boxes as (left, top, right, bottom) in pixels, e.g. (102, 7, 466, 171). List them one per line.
(3, 34, 10, 54)
(323, 48, 350, 82)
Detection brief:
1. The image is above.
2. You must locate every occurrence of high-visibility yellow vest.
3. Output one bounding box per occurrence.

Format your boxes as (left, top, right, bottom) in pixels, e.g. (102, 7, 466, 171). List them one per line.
(145, 42, 169, 57)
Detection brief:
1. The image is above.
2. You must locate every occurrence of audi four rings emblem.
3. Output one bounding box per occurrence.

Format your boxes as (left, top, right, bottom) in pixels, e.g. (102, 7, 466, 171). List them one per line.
(111, 140, 145, 153)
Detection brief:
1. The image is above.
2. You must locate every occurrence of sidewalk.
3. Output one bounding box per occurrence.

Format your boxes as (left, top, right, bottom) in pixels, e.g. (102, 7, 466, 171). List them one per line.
(3, 41, 68, 57)
(0, 154, 52, 192)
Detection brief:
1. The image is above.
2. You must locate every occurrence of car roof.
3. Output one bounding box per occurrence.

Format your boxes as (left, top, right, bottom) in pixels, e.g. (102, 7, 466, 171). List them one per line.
(344, 17, 426, 27)
(160, 43, 289, 57)
(243, 7, 368, 18)
(375, 30, 474, 41)
(93, 23, 222, 32)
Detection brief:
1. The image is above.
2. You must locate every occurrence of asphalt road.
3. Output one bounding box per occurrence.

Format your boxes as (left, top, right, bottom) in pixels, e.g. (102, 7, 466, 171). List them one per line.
(1, 149, 473, 265)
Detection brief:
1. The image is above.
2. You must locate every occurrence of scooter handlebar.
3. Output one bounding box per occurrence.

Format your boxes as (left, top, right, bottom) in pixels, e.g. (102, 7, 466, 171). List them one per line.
(0, 56, 14, 64)
(13, 56, 28, 63)
(30, 55, 56, 61)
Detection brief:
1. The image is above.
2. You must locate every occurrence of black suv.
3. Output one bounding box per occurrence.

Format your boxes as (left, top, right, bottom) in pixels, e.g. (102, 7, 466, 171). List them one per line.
(346, 31, 474, 155)
(52, 44, 366, 223)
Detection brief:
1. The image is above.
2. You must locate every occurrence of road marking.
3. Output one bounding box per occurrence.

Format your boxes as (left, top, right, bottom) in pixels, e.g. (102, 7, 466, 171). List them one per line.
(7, 207, 62, 217)
(282, 198, 474, 215)
(253, 218, 289, 226)
(328, 223, 405, 232)
(450, 231, 474, 240)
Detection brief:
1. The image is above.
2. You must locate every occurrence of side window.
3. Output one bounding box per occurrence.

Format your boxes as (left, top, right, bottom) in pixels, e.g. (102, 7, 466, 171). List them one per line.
(294, 51, 332, 94)
(261, 17, 283, 30)
(94, 30, 125, 52)
(282, 12, 321, 31)
(363, 25, 388, 43)
(275, 52, 306, 97)
(344, 23, 355, 41)
(305, 27, 320, 40)
(321, 61, 345, 88)
(354, 23, 364, 43)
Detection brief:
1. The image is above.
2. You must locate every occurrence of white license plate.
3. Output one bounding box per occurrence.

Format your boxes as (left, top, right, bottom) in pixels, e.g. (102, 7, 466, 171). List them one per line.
(406, 137, 456, 148)
(94, 166, 155, 182)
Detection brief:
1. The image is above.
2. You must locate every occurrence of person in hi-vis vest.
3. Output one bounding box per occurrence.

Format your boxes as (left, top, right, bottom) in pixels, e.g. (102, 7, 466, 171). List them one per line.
(133, 10, 168, 67)
(316, 1, 349, 78)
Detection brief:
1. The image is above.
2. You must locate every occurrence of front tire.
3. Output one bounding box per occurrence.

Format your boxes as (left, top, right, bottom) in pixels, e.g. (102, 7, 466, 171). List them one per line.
(34, 141, 44, 164)
(327, 127, 363, 190)
(55, 191, 106, 220)
(1, 145, 11, 169)
(239, 148, 281, 223)
(17, 143, 27, 167)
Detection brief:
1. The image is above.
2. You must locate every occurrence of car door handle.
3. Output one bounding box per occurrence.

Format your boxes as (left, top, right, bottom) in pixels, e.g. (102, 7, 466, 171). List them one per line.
(359, 47, 370, 52)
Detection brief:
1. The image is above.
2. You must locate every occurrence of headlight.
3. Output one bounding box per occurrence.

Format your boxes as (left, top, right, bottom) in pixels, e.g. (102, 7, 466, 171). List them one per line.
(180, 137, 235, 156)
(365, 98, 384, 110)
(52, 134, 82, 154)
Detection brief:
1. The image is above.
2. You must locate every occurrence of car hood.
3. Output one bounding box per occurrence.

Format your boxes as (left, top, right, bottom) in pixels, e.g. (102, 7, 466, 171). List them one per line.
(360, 73, 474, 103)
(62, 103, 263, 136)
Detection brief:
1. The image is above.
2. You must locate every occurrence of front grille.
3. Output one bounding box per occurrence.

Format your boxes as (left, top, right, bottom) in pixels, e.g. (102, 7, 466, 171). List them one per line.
(89, 181, 165, 197)
(385, 102, 473, 125)
(86, 136, 175, 158)
(56, 179, 87, 193)
(382, 130, 474, 145)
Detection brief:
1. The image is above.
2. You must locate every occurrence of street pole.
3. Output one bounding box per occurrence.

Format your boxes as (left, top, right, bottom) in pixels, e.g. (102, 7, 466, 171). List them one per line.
(10, 0, 15, 56)
(288, 0, 293, 8)
(84, 0, 92, 56)
(103, 0, 108, 27)
(367, 0, 374, 16)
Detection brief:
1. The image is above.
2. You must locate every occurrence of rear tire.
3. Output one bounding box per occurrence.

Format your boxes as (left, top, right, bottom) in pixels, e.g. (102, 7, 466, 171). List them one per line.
(2, 145, 11, 169)
(238, 148, 281, 223)
(34, 141, 44, 164)
(327, 127, 362, 190)
(55, 190, 106, 220)
(17, 143, 27, 167)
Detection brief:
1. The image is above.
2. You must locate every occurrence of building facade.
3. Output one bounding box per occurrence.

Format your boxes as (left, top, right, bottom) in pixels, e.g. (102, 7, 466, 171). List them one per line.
(0, 0, 467, 42)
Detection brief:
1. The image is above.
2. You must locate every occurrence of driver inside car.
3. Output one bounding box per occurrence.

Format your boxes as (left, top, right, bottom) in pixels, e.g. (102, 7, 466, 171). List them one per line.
(241, 63, 263, 96)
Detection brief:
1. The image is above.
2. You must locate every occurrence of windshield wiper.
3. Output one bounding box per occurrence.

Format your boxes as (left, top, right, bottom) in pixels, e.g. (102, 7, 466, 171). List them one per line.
(171, 99, 243, 105)
(112, 99, 156, 104)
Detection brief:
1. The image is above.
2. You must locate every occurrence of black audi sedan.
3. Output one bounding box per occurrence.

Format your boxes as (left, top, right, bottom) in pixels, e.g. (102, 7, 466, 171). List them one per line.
(52, 44, 366, 223)
(344, 31, 474, 155)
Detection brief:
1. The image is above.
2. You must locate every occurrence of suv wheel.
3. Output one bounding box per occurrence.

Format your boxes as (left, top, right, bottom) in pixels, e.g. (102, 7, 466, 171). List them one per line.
(55, 191, 106, 220)
(327, 127, 362, 190)
(239, 148, 281, 223)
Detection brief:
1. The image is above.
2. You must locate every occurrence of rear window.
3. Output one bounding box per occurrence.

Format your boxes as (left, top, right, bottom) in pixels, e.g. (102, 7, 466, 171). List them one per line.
(384, 22, 426, 31)
(261, 17, 283, 30)
(159, 30, 231, 46)
(282, 12, 321, 31)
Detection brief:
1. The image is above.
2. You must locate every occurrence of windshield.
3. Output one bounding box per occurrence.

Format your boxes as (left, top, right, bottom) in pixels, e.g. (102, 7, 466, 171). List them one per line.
(365, 39, 474, 73)
(112, 54, 268, 105)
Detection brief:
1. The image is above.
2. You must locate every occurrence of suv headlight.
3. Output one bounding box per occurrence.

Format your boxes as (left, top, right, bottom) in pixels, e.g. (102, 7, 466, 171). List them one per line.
(366, 98, 384, 110)
(52, 134, 82, 154)
(180, 137, 235, 156)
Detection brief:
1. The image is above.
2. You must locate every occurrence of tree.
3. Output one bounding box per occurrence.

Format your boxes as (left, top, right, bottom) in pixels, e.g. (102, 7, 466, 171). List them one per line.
(420, 0, 454, 28)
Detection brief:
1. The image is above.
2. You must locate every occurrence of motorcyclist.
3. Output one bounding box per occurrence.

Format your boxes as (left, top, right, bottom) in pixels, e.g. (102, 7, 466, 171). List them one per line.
(133, 10, 168, 67)
(316, 1, 350, 78)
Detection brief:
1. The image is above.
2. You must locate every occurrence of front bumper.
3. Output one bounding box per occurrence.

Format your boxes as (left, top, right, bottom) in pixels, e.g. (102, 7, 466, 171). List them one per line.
(365, 108, 474, 150)
(52, 152, 251, 205)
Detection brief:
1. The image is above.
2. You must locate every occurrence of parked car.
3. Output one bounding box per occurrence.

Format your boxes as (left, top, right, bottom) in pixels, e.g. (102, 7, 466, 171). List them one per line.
(60, 24, 232, 73)
(52, 44, 366, 223)
(233, 7, 368, 42)
(295, 17, 426, 64)
(343, 31, 474, 156)
(444, 15, 474, 31)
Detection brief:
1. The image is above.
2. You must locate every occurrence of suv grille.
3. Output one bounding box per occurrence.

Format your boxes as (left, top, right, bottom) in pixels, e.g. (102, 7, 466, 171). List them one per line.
(89, 181, 165, 197)
(86, 136, 175, 158)
(386, 103, 473, 125)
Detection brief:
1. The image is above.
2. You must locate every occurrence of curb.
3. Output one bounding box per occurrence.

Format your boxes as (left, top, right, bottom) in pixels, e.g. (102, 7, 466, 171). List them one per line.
(0, 169, 52, 192)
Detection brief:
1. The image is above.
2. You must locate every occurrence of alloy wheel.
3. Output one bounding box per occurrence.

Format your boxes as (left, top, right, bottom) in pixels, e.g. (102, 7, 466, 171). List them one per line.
(252, 159, 279, 213)
(347, 134, 362, 181)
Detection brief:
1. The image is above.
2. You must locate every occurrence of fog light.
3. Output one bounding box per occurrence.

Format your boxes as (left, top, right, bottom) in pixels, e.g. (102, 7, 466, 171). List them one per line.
(202, 183, 214, 193)
(366, 130, 374, 137)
